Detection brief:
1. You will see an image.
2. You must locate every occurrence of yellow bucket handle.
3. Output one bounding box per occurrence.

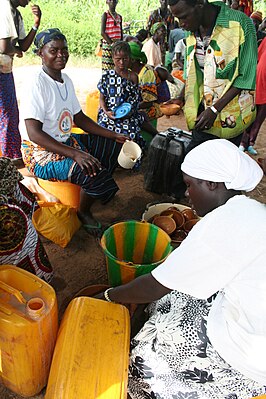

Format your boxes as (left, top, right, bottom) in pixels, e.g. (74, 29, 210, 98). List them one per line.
(0, 281, 27, 305)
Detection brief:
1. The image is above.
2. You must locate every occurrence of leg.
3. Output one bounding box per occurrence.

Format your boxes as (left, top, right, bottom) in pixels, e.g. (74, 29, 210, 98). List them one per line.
(71, 162, 119, 230)
(249, 104, 266, 146)
(0, 72, 22, 159)
(77, 189, 97, 226)
(228, 132, 243, 147)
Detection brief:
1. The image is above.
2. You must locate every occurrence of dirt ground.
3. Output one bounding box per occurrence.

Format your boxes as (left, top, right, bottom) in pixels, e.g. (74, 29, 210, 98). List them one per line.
(1, 66, 266, 398)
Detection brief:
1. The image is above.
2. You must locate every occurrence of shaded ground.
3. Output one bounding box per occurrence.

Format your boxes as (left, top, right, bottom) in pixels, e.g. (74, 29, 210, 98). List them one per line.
(1, 66, 266, 398)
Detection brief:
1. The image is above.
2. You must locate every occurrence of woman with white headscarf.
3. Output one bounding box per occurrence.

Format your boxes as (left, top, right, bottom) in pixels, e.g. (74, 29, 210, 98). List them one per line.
(96, 140, 266, 399)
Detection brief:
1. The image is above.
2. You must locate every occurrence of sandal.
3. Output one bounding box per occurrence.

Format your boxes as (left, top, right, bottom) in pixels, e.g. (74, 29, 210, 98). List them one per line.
(83, 221, 103, 237)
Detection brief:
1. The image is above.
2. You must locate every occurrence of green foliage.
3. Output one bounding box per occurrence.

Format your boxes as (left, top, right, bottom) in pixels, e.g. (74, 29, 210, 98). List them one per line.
(20, 0, 158, 57)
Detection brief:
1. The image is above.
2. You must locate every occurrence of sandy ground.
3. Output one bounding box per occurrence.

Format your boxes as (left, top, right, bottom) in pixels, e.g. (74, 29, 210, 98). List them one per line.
(1, 66, 266, 398)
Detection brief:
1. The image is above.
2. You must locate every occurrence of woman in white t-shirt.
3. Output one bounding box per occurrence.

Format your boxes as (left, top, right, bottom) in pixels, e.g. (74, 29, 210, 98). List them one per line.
(20, 28, 127, 234)
(97, 140, 266, 399)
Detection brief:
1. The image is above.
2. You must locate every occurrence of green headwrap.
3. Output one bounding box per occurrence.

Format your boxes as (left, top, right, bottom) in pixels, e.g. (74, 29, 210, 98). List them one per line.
(128, 41, 147, 64)
(150, 22, 166, 36)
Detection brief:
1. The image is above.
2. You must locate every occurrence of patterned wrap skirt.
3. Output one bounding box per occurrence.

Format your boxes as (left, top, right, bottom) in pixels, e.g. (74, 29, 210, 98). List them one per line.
(22, 134, 119, 205)
(0, 183, 53, 282)
(128, 291, 266, 399)
(0, 72, 22, 158)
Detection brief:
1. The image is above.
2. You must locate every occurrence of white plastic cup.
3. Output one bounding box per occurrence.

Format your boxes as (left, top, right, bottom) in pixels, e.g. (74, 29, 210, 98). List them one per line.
(118, 141, 142, 169)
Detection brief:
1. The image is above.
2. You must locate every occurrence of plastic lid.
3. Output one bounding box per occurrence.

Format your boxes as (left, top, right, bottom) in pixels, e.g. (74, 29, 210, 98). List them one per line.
(114, 102, 132, 119)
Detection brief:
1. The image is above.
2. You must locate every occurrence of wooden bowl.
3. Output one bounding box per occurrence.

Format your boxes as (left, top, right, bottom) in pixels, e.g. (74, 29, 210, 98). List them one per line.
(171, 229, 187, 244)
(181, 208, 198, 221)
(153, 215, 176, 235)
(183, 219, 199, 233)
(171, 210, 185, 229)
(160, 104, 180, 116)
(160, 209, 174, 217)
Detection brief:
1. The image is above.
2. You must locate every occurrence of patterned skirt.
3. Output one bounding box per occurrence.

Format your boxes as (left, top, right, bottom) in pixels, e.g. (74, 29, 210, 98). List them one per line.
(102, 41, 114, 72)
(0, 72, 22, 158)
(0, 183, 53, 283)
(22, 134, 119, 205)
(128, 291, 266, 399)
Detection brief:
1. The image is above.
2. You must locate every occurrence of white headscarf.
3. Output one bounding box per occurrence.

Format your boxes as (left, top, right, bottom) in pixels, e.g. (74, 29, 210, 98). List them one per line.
(181, 139, 263, 192)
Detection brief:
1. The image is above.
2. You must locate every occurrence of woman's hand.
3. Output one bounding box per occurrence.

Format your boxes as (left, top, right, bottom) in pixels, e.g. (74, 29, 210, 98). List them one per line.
(106, 110, 115, 120)
(31, 4, 42, 27)
(195, 107, 217, 130)
(72, 150, 102, 177)
(114, 134, 128, 144)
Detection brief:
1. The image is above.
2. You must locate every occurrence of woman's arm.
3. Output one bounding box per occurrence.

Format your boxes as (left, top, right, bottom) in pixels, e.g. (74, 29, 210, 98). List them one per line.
(101, 12, 112, 44)
(74, 110, 127, 144)
(25, 119, 102, 177)
(97, 273, 171, 304)
(18, 5, 41, 52)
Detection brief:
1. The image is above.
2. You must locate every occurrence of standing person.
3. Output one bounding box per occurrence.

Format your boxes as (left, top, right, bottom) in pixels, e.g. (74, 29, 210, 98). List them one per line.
(168, 0, 257, 153)
(0, 0, 41, 164)
(239, 37, 266, 154)
(96, 41, 158, 171)
(238, 0, 253, 16)
(96, 139, 266, 399)
(100, 0, 122, 72)
(142, 22, 167, 67)
(147, 0, 175, 42)
(20, 29, 128, 235)
(250, 11, 266, 47)
(147, 0, 176, 65)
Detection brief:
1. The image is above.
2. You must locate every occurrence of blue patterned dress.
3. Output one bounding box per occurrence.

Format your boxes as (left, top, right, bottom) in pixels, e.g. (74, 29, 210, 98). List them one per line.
(96, 70, 145, 172)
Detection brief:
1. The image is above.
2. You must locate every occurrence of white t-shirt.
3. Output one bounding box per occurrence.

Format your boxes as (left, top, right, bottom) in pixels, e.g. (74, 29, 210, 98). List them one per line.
(142, 38, 162, 68)
(174, 38, 186, 60)
(0, 0, 25, 73)
(152, 195, 266, 384)
(0, 0, 17, 41)
(20, 69, 81, 144)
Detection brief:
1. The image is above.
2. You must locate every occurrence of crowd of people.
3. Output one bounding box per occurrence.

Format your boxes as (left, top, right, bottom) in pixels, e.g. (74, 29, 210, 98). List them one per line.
(1, 0, 266, 398)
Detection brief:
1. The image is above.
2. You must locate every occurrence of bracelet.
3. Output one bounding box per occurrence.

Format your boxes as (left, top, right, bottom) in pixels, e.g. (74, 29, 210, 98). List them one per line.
(210, 105, 219, 115)
(32, 26, 38, 32)
(104, 288, 114, 302)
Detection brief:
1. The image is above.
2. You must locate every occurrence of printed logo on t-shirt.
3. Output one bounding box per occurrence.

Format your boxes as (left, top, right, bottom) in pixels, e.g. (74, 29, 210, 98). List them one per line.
(58, 109, 73, 134)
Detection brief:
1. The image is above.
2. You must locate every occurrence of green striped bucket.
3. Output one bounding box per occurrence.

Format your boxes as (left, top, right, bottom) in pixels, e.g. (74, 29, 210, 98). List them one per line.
(100, 221, 172, 286)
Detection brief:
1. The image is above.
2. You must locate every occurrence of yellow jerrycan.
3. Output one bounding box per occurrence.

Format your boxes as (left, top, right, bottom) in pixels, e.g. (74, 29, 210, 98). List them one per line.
(45, 296, 130, 399)
(0, 265, 58, 397)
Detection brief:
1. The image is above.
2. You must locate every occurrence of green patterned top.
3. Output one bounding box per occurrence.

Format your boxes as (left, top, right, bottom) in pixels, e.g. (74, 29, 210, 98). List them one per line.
(184, 1, 257, 139)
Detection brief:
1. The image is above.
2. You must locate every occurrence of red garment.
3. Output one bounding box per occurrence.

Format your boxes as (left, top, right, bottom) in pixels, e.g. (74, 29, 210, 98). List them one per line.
(104, 11, 122, 41)
(256, 37, 266, 104)
(238, 0, 253, 16)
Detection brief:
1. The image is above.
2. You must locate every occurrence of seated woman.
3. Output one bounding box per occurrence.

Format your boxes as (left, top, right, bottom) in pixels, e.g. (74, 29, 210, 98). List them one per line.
(20, 29, 127, 234)
(97, 140, 266, 399)
(96, 41, 157, 170)
(142, 22, 167, 67)
(128, 41, 162, 134)
(0, 157, 53, 283)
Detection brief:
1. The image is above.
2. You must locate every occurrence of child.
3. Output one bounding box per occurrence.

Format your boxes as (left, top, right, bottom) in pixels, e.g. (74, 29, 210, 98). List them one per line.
(95, 41, 157, 172)
(101, 0, 123, 71)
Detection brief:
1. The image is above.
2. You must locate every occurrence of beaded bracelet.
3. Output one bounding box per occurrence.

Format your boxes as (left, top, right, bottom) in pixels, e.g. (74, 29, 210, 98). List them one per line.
(103, 287, 114, 302)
